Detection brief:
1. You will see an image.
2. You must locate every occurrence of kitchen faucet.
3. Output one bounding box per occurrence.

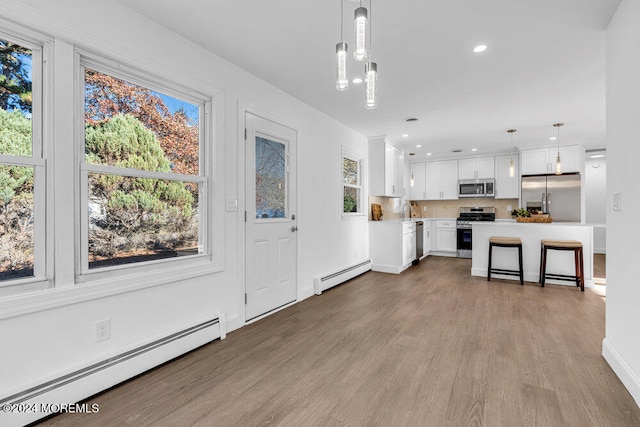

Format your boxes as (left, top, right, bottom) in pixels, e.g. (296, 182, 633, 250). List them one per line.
(401, 202, 412, 220)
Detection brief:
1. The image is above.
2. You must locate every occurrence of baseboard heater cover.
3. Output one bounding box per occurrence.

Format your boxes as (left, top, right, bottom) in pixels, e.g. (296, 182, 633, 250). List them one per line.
(0, 316, 224, 426)
(314, 260, 371, 295)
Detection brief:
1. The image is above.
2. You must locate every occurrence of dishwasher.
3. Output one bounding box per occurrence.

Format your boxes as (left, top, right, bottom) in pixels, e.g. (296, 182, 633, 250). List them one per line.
(413, 221, 424, 265)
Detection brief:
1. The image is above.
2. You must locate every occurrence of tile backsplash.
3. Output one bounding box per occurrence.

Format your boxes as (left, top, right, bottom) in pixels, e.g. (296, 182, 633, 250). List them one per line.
(369, 197, 519, 220)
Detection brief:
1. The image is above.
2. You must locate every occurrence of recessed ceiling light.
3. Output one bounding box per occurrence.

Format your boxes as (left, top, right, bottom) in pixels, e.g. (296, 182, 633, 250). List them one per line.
(352, 77, 363, 84)
(405, 117, 419, 122)
(473, 44, 488, 53)
(471, 148, 478, 152)
(402, 134, 409, 138)
(549, 136, 557, 140)
(426, 153, 432, 156)
(416, 144, 422, 148)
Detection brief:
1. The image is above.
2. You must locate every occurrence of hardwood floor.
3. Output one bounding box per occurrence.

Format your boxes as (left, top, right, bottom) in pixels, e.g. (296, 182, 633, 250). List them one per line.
(40, 256, 639, 426)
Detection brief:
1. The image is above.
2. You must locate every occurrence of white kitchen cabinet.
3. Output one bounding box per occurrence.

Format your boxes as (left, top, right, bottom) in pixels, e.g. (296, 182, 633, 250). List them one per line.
(410, 162, 427, 200)
(370, 221, 416, 274)
(434, 220, 457, 253)
(402, 224, 417, 267)
(494, 155, 519, 199)
(422, 220, 432, 257)
(458, 157, 495, 180)
(369, 136, 405, 197)
(425, 160, 458, 200)
(520, 145, 582, 175)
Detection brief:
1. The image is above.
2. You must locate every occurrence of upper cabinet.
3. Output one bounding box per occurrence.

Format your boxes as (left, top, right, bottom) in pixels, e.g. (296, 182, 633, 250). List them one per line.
(425, 160, 458, 200)
(458, 157, 495, 180)
(494, 155, 519, 199)
(520, 145, 583, 175)
(369, 136, 405, 197)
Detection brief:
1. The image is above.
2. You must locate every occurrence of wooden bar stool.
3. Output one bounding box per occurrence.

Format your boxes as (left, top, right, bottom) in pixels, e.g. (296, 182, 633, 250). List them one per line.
(539, 239, 584, 292)
(488, 237, 524, 285)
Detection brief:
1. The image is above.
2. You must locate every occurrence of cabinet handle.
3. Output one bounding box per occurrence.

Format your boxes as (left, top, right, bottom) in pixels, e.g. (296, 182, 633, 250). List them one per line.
(392, 185, 395, 194)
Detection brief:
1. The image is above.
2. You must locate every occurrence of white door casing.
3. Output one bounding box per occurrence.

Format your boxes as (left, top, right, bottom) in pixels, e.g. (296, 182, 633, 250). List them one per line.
(245, 113, 297, 321)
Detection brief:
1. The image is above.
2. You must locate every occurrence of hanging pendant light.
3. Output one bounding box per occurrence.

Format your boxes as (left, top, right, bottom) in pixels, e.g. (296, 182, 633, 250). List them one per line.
(553, 123, 563, 175)
(507, 129, 516, 177)
(336, 0, 348, 91)
(365, 61, 377, 109)
(410, 171, 415, 187)
(354, 2, 368, 61)
(364, 0, 376, 109)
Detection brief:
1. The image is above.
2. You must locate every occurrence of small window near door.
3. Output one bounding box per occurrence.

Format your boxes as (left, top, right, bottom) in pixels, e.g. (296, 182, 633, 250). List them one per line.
(342, 149, 363, 215)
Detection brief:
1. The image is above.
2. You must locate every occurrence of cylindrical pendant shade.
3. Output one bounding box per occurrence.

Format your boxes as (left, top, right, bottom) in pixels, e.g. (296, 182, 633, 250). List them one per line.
(365, 62, 377, 109)
(354, 7, 368, 61)
(509, 158, 515, 177)
(336, 42, 348, 91)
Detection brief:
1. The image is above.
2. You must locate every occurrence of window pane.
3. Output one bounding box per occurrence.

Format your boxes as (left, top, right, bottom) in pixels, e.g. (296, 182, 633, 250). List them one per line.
(88, 173, 200, 269)
(0, 38, 33, 157)
(0, 165, 34, 280)
(255, 136, 286, 219)
(344, 186, 359, 213)
(84, 69, 199, 175)
(343, 157, 358, 185)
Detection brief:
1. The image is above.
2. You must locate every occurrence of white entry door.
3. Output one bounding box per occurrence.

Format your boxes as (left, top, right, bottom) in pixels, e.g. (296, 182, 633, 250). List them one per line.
(245, 113, 297, 321)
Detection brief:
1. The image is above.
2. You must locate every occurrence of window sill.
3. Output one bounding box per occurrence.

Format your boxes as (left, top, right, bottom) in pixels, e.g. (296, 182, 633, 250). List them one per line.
(0, 259, 222, 321)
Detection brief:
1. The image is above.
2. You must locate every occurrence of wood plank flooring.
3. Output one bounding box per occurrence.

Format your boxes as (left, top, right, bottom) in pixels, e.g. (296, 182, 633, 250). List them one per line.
(40, 256, 639, 426)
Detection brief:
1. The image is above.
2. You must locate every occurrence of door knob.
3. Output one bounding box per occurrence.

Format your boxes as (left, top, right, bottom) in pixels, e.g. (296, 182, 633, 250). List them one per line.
(291, 226, 298, 232)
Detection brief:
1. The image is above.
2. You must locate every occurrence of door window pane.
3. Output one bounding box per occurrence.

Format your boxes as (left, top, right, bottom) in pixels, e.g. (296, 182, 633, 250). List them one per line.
(88, 173, 200, 269)
(255, 136, 286, 219)
(0, 165, 34, 280)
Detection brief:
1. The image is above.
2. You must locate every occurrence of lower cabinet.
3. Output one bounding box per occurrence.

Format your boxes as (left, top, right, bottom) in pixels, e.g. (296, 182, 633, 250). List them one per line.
(434, 220, 457, 253)
(423, 220, 432, 257)
(370, 221, 417, 274)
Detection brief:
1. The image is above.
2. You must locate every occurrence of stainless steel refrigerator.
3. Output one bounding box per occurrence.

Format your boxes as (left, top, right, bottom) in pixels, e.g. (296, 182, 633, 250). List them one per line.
(521, 174, 581, 222)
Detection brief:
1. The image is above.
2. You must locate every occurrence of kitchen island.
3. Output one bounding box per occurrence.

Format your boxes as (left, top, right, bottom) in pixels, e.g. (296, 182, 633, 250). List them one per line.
(471, 221, 594, 287)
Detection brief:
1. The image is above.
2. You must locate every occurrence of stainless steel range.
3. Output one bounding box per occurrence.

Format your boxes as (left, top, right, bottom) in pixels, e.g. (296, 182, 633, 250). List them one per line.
(456, 207, 496, 258)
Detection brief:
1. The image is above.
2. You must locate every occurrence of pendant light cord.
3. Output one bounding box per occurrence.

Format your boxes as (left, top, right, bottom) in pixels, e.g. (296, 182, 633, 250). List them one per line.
(340, 0, 344, 41)
(369, 0, 373, 62)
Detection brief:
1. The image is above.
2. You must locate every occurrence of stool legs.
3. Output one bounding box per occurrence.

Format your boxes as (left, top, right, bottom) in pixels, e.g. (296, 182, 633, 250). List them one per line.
(539, 243, 584, 292)
(518, 244, 524, 285)
(487, 242, 493, 281)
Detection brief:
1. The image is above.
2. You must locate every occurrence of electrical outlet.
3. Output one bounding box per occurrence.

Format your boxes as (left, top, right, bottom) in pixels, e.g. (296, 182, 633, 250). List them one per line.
(422, 206, 427, 211)
(507, 205, 512, 211)
(613, 192, 622, 212)
(96, 319, 110, 342)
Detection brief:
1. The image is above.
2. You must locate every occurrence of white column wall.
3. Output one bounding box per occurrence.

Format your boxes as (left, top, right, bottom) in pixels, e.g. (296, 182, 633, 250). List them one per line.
(604, 0, 640, 407)
(0, 0, 369, 401)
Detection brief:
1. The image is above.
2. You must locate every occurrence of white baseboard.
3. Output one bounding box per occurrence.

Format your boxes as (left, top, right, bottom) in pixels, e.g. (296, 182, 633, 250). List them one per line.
(602, 338, 640, 408)
(0, 318, 223, 427)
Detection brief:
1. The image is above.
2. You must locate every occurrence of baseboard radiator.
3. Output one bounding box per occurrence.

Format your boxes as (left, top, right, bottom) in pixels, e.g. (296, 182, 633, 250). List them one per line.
(0, 316, 225, 427)
(314, 260, 372, 295)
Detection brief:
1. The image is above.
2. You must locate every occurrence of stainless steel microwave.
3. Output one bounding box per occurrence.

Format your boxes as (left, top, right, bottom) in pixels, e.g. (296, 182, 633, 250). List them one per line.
(458, 179, 495, 198)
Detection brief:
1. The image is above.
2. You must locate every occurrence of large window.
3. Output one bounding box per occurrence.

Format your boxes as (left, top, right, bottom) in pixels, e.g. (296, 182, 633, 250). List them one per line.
(0, 33, 46, 287)
(342, 149, 363, 215)
(79, 60, 211, 275)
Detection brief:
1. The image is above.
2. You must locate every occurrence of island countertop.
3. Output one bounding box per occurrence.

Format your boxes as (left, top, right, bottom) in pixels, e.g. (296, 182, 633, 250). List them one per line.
(471, 222, 594, 287)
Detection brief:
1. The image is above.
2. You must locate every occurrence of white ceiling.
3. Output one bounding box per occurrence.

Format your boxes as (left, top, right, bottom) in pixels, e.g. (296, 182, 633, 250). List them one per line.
(120, 0, 620, 159)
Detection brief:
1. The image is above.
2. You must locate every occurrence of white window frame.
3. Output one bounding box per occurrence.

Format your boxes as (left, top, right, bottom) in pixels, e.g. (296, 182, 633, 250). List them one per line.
(342, 148, 365, 217)
(0, 26, 52, 297)
(76, 54, 216, 284)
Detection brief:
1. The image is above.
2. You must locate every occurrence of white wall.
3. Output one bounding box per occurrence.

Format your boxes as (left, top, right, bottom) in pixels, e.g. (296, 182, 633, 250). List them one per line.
(0, 0, 369, 404)
(585, 156, 607, 253)
(603, 0, 640, 407)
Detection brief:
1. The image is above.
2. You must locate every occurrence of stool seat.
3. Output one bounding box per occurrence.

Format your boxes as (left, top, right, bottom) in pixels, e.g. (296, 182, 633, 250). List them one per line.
(539, 239, 584, 291)
(541, 239, 583, 248)
(490, 236, 522, 245)
(488, 236, 524, 285)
